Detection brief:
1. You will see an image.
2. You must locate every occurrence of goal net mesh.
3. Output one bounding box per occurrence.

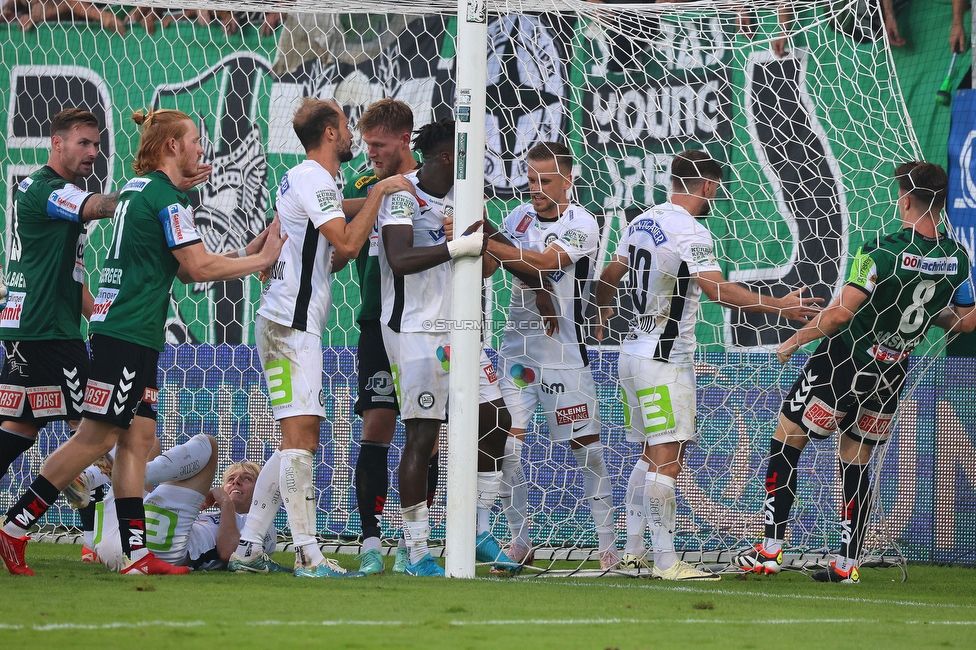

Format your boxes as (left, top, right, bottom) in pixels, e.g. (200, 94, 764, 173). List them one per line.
(0, 0, 962, 569)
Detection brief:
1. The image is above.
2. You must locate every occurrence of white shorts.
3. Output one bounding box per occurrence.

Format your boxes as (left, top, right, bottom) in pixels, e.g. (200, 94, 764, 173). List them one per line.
(382, 325, 449, 421)
(619, 355, 696, 445)
(93, 484, 206, 571)
(499, 358, 599, 442)
(479, 348, 502, 404)
(256, 314, 326, 421)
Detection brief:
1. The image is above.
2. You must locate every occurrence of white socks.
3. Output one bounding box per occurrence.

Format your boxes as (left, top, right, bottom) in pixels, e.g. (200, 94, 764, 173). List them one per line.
(145, 433, 213, 485)
(477, 470, 502, 535)
(624, 459, 649, 556)
(645, 472, 678, 571)
(280, 449, 323, 568)
(499, 436, 529, 546)
(236, 450, 282, 559)
(572, 442, 615, 553)
(402, 502, 431, 564)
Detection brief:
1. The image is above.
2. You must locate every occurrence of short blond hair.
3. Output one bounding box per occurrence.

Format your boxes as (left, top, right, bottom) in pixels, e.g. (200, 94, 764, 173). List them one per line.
(222, 460, 261, 484)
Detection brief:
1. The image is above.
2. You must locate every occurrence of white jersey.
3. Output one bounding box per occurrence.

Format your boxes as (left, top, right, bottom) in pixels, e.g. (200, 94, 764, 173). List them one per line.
(187, 510, 277, 571)
(499, 203, 599, 369)
(613, 202, 721, 365)
(377, 171, 454, 333)
(258, 159, 345, 336)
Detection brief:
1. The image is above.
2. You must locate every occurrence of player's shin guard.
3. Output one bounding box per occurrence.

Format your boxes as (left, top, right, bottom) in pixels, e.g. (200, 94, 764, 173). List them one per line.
(116, 497, 148, 561)
(3, 474, 59, 536)
(499, 436, 529, 545)
(427, 453, 439, 507)
(477, 470, 502, 535)
(645, 472, 678, 571)
(572, 442, 615, 553)
(402, 502, 431, 564)
(355, 441, 389, 543)
(280, 449, 323, 568)
(0, 428, 36, 477)
(625, 459, 649, 556)
(763, 438, 802, 542)
(144, 433, 214, 485)
(236, 450, 282, 559)
(838, 459, 871, 566)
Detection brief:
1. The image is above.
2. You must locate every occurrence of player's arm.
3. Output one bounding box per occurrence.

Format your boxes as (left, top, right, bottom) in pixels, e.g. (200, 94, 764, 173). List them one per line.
(384, 219, 485, 275)
(207, 486, 242, 563)
(174, 218, 286, 283)
(777, 285, 868, 362)
(321, 175, 414, 258)
(82, 283, 94, 320)
(696, 271, 822, 321)
(935, 276, 976, 332)
(80, 164, 212, 223)
(594, 256, 628, 342)
(487, 238, 572, 277)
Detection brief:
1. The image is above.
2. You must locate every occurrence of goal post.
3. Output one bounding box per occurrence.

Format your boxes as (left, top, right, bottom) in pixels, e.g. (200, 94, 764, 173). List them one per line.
(1, 1, 975, 571)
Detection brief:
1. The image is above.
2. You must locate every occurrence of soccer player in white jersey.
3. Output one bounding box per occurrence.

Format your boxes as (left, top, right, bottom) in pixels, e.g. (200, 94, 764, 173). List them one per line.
(228, 98, 412, 579)
(485, 141, 618, 570)
(93, 435, 279, 572)
(376, 118, 510, 577)
(594, 150, 821, 580)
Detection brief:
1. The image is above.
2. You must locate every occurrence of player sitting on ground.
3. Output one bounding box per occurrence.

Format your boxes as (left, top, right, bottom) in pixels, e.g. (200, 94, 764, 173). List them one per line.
(595, 150, 820, 580)
(94, 433, 279, 572)
(734, 161, 975, 583)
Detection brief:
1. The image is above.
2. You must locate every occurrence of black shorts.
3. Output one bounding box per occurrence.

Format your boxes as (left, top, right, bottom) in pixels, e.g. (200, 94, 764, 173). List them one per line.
(354, 319, 399, 416)
(781, 336, 906, 445)
(0, 339, 89, 424)
(82, 334, 159, 429)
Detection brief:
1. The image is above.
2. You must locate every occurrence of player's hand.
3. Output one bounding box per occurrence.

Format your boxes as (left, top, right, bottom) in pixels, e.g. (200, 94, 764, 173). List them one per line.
(244, 216, 275, 257)
(257, 216, 287, 267)
(375, 174, 415, 197)
(950, 22, 968, 54)
(462, 219, 488, 256)
(777, 337, 800, 364)
(772, 34, 789, 58)
(535, 289, 559, 337)
(444, 215, 454, 241)
(178, 163, 213, 191)
(778, 286, 822, 323)
(594, 306, 613, 342)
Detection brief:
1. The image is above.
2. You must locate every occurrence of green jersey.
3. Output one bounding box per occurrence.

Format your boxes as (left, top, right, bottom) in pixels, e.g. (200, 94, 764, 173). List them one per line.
(343, 171, 382, 323)
(840, 228, 973, 365)
(0, 166, 92, 341)
(89, 171, 202, 351)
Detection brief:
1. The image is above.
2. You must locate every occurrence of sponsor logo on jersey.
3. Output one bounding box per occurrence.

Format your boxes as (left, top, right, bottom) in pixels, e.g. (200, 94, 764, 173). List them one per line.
(632, 219, 668, 246)
(142, 387, 159, 406)
(901, 254, 959, 275)
(121, 178, 151, 193)
(868, 343, 910, 363)
(483, 364, 498, 384)
(428, 226, 446, 243)
(0, 292, 26, 328)
(801, 397, 839, 434)
(17, 177, 33, 193)
(555, 403, 589, 425)
(366, 371, 396, 395)
(168, 204, 184, 241)
(855, 410, 892, 439)
(0, 384, 26, 417)
(47, 185, 87, 222)
(390, 194, 414, 218)
(541, 380, 564, 394)
(316, 188, 340, 212)
(83, 379, 114, 415)
(90, 287, 119, 323)
(355, 174, 377, 190)
(26, 386, 65, 417)
(562, 228, 587, 249)
(279, 173, 290, 195)
(690, 244, 717, 265)
(547, 269, 565, 283)
(73, 232, 87, 284)
(515, 213, 534, 234)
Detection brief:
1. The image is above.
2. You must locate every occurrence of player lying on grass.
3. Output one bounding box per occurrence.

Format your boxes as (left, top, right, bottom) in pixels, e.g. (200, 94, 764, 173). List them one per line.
(92, 433, 279, 572)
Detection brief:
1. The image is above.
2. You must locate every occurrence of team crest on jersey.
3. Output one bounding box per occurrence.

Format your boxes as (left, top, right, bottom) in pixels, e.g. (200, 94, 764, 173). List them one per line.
(632, 219, 668, 246)
(544, 233, 558, 246)
(121, 178, 151, 193)
(0, 384, 26, 417)
(900, 254, 958, 275)
(17, 177, 33, 193)
(0, 292, 26, 328)
(418, 391, 435, 409)
(26, 386, 65, 417)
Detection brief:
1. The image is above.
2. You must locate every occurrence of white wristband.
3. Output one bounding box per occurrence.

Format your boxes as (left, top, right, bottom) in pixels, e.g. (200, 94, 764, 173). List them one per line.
(237, 248, 247, 258)
(446, 232, 484, 259)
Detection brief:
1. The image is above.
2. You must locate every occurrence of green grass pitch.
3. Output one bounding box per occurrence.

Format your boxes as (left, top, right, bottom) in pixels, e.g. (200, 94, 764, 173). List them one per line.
(1, 544, 974, 649)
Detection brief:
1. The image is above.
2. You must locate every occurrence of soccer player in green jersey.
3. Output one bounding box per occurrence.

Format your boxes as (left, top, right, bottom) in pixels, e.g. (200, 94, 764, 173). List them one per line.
(734, 161, 976, 583)
(0, 108, 126, 479)
(0, 108, 285, 576)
